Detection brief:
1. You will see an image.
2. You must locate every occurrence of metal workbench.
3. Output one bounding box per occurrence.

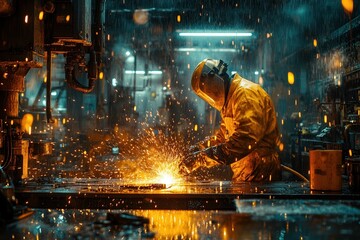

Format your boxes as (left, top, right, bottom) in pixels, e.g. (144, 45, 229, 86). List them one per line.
(14, 178, 360, 210)
(2, 178, 360, 239)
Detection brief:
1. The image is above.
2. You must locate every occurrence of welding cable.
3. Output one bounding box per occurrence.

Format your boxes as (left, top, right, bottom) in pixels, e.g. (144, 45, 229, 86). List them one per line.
(281, 164, 309, 183)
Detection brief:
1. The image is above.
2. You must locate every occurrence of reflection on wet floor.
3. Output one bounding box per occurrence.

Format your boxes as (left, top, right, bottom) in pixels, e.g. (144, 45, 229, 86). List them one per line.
(5, 199, 360, 239)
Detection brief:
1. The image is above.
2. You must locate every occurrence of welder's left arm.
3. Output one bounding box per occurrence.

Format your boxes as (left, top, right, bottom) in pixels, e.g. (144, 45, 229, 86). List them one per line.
(220, 92, 269, 163)
(187, 90, 273, 167)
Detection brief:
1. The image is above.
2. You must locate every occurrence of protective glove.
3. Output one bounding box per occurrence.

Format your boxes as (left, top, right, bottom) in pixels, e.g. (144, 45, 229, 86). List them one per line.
(179, 150, 205, 175)
(188, 136, 218, 153)
(202, 144, 228, 164)
(179, 141, 207, 174)
(188, 144, 201, 153)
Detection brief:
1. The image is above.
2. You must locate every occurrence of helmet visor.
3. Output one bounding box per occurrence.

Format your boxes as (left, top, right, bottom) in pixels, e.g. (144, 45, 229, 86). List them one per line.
(192, 60, 226, 110)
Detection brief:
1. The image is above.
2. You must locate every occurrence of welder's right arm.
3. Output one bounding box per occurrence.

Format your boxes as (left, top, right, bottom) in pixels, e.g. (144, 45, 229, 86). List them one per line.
(190, 129, 225, 152)
(179, 151, 205, 174)
(180, 123, 226, 174)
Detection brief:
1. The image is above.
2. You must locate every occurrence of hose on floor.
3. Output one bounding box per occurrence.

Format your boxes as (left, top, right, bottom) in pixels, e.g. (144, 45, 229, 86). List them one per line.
(281, 164, 309, 183)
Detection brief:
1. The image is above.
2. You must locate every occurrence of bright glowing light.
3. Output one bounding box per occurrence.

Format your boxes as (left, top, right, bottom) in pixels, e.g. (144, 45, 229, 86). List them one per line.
(156, 171, 175, 187)
(279, 143, 284, 151)
(313, 39, 317, 47)
(99, 71, 104, 80)
(25, 15, 29, 23)
(112, 78, 117, 86)
(21, 114, 33, 134)
(133, 9, 149, 25)
(107, 130, 186, 188)
(342, 0, 354, 14)
(288, 72, 295, 85)
(324, 114, 328, 123)
(39, 11, 44, 21)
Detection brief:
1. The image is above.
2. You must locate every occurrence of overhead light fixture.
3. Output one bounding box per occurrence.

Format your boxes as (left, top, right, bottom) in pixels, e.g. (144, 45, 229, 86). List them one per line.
(175, 48, 237, 52)
(125, 70, 162, 75)
(178, 31, 253, 37)
(112, 78, 118, 86)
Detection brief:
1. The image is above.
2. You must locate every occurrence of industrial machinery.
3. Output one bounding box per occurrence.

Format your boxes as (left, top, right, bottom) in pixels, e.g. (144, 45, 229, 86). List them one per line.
(0, 0, 44, 184)
(0, 0, 105, 185)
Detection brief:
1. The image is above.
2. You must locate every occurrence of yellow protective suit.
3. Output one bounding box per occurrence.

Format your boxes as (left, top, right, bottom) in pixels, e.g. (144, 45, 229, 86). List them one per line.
(209, 73, 281, 181)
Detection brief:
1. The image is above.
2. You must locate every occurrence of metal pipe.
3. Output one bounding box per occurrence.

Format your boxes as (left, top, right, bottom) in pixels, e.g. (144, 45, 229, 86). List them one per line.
(65, 50, 96, 93)
(46, 49, 53, 123)
(133, 53, 137, 104)
(94, 0, 105, 63)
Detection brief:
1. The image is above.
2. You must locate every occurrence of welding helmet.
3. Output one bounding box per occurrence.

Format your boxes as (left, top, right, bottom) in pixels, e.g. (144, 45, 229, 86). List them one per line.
(191, 59, 230, 111)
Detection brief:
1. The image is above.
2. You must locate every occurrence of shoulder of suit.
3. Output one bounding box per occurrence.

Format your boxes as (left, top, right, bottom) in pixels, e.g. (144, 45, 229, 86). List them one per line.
(232, 73, 253, 88)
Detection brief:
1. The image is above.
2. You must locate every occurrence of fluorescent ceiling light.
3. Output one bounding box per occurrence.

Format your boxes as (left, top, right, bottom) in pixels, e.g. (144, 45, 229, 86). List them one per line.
(178, 32, 253, 37)
(125, 70, 162, 75)
(175, 48, 237, 53)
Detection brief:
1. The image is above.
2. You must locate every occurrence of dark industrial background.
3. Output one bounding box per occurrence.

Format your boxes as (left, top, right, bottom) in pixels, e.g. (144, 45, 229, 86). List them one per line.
(1, 0, 360, 239)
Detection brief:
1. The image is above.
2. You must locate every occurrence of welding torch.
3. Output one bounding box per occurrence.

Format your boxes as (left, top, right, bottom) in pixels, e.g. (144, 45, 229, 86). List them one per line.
(179, 145, 226, 174)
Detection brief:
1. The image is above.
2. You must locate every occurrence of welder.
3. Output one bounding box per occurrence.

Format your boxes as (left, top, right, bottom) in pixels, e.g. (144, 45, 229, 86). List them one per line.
(180, 59, 282, 181)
